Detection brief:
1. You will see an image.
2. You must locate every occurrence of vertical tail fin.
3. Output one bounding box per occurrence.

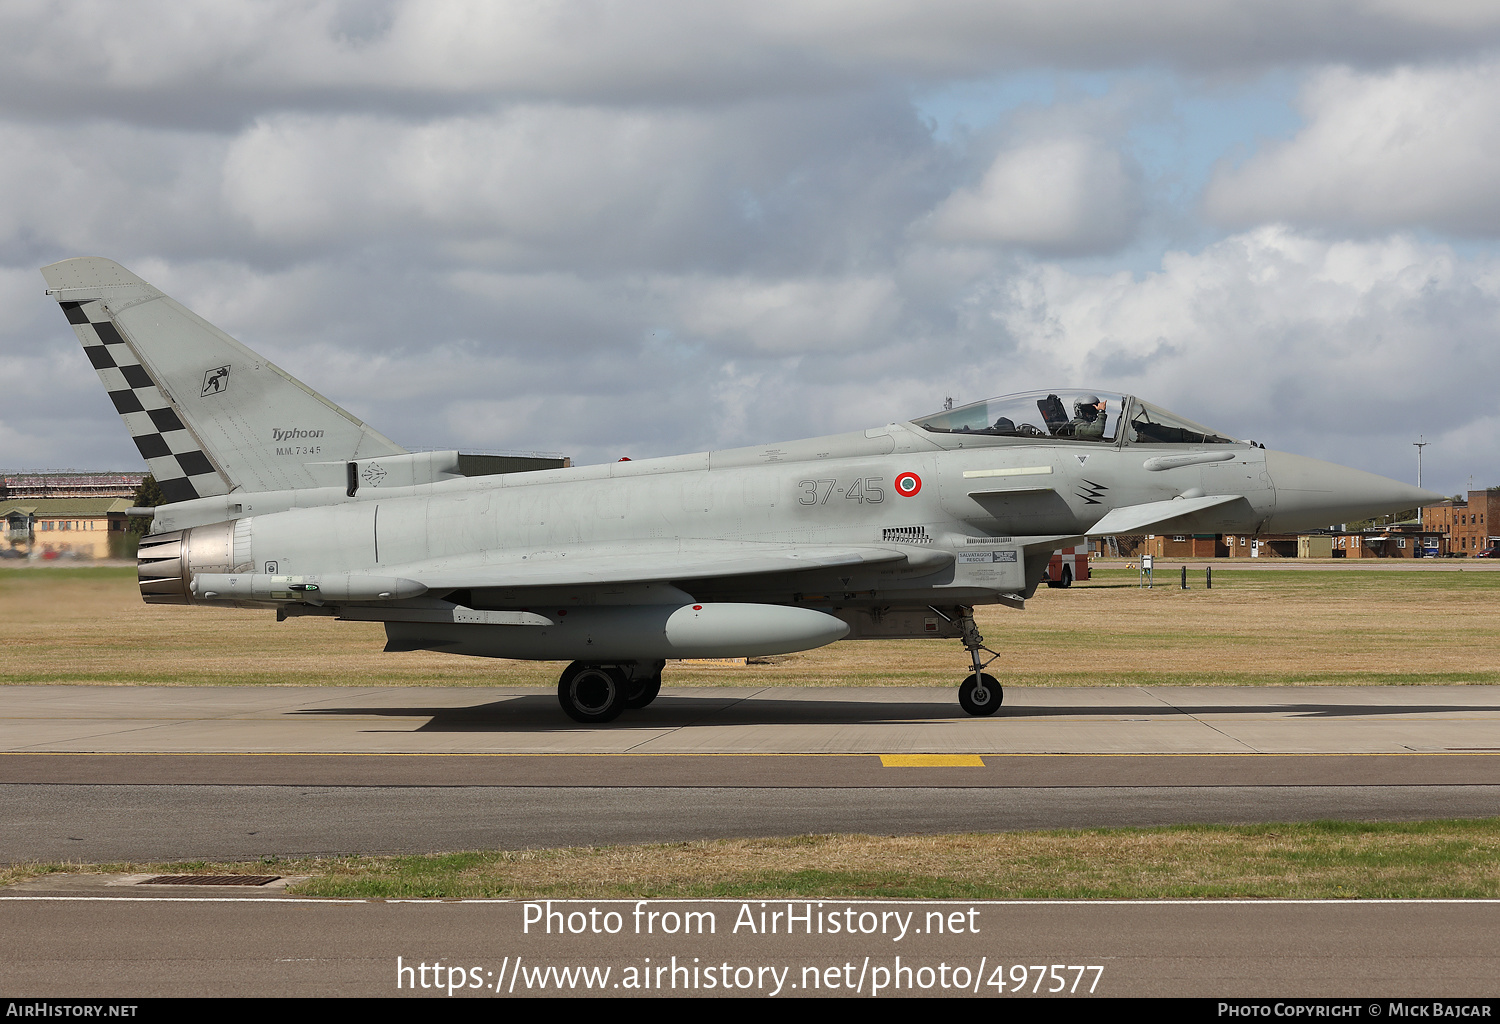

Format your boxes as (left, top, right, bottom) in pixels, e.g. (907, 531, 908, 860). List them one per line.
(41, 257, 405, 501)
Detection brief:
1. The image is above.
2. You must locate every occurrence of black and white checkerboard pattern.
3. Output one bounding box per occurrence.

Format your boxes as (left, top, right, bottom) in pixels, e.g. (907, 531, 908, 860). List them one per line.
(61, 300, 227, 505)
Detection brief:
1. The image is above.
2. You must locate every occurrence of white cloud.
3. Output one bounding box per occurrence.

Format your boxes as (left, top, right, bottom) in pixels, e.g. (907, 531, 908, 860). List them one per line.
(982, 226, 1500, 485)
(213, 97, 940, 271)
(926, 136, 1141, 254)
(220, 108, 747, 264)
(0, 90, 933, 274)
(0, 120, 236, 261)
(12, 222, 1499, 490)
(1205, 61, 1500, 235)
(670, 275, 902, 355)
(0, 340, 144, 471)
(6, 1, 1500, 120)
(6, 0, 1500, 499)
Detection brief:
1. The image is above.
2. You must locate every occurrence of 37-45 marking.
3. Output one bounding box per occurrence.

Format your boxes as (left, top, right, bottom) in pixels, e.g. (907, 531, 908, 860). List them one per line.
(797, 478, 885, 506)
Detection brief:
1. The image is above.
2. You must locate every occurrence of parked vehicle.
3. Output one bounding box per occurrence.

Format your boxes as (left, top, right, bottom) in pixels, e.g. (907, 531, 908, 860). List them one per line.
(1042, 545, 1091, 588)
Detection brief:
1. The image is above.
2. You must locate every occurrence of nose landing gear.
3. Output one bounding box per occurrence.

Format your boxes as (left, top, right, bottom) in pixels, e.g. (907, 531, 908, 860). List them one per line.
(930, 605, 1005, 716)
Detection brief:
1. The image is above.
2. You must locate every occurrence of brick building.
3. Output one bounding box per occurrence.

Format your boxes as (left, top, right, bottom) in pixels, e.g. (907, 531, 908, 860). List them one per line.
(1422, 490, 1500, 555)
(1142, 534, 1228, 558)
(1328, 526, 1437, 558)
(1164, 527, 1440, 559)
(1221, 533, 1298, 558)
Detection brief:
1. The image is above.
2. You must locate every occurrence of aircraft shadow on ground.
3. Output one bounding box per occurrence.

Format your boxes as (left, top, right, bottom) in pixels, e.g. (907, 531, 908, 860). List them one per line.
(288, 697, 1500, 732)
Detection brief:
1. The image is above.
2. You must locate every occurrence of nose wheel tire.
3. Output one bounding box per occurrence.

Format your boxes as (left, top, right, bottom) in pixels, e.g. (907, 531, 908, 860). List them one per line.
(959, 672, 1003, 716)
(558, 662, 628, 723)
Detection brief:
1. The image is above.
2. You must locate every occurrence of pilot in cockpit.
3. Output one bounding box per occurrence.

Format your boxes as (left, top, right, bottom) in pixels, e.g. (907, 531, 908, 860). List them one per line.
(1069, 394, 1107, 439)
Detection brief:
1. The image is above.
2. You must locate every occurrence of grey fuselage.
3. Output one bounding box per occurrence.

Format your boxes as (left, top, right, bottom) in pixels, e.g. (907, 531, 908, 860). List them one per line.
(144, 417, 1285, 656)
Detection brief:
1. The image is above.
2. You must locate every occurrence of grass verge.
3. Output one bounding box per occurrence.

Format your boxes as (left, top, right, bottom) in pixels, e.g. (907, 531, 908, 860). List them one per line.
(5, 565, 1500, 688)
(8, 820, 1500, 900)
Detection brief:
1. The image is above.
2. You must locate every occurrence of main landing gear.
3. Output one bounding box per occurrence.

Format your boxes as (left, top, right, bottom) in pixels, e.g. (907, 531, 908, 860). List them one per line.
(556, 659, 665, 724)
(930, 605, 1005, 716)
(623, 659, 665, 710)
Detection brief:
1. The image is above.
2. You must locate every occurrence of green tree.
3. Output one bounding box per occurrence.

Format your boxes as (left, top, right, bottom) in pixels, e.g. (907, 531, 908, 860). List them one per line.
(1346, 508, 1419, 531)
(127, 474, 166, 536)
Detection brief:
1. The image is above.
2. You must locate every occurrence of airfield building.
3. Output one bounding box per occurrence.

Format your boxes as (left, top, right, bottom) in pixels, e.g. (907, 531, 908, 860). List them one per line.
(1327, 525, 1437, 558)
(1423, 491, 1500, 556)
(1, 474, 144, 560)
(1142, 524, 1444, 560)
(0, 472, 145, 501)
(2, 497, 135, 559)
(1141, 534, 1229, 558)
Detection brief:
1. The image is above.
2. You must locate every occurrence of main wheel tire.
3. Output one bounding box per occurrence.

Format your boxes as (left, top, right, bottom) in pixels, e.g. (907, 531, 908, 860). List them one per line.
(621, 659, 665, 710)
(1060, 565, 1073, 588)
(958, 672, 1003, 716)
(558, 662, 627, 724)
(623, 674, 662, 710)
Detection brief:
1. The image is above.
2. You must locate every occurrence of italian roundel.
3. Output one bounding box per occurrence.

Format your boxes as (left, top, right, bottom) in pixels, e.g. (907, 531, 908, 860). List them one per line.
(894, 472, 922, 497)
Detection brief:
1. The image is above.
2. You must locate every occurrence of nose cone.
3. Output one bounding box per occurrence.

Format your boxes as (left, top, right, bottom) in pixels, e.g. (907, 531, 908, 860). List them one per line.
(1265, 451, 1445, 532)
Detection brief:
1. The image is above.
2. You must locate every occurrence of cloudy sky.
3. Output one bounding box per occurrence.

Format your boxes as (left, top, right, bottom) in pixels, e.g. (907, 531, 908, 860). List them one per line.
(3, 0, 1498, 494)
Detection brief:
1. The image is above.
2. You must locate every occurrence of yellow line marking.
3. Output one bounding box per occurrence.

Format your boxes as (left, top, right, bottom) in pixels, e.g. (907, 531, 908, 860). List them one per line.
(0, 751, 1495, 759)
(879, 754, 986, 767)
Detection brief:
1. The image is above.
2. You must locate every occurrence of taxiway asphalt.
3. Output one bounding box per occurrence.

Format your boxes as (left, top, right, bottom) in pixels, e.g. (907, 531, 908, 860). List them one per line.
(1, 684, 1497, 862)
(5, 683, 1498, 999)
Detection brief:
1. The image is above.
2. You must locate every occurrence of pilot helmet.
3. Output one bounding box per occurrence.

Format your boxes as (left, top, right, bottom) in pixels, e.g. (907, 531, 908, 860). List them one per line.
(1073, 393, 1103, 418)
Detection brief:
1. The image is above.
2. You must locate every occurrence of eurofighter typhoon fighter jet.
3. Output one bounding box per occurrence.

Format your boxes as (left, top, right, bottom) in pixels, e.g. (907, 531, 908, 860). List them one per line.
(43, 258, 1441, 722)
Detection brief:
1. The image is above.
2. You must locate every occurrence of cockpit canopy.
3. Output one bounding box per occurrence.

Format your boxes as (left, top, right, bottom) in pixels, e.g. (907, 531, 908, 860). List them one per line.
(912, 390, 1238, 445)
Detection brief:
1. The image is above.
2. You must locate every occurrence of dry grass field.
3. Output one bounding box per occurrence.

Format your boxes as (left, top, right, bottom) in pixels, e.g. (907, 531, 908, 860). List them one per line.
(287, 820, 1500, 899)
(3, 564, 1497, 688)
(9, 821, 1500, 899)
